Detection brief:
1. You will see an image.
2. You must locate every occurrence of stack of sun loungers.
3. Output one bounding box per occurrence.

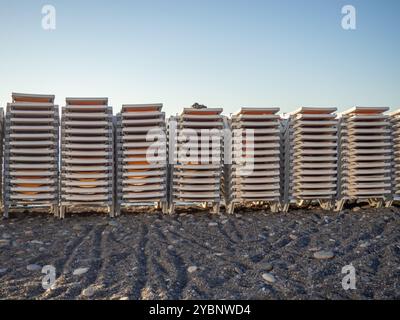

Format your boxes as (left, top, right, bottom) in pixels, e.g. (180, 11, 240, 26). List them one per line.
(283, 107, 338, 211)
(115, 104, 168, 215)
(60, 98, 114, 218)
(226, 108, 281, 214)
(0, 108, 4, 210)
(336, 107, 392, 210)
(391, 109, 400, 201)
(169, 107, 224, 214)
(3, 93, 59, 217)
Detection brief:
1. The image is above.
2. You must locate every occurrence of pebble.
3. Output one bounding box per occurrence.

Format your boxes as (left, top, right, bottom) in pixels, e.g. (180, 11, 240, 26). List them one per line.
(73, 225, 84, 231)
(264, 263, 273, 272)
(187, 266, 198, 273)
(221, 219, 228, 224)
(108, 221, 119, 227)
(82, 287, 95, 297)
(353, 207, 361, 212)
(0, 268, 7, 274)
(262, 273, 276, 284)
(167, 245, 174, 250)
(2, 233, 11, 239)
(120, 297, 129, 300)
(0, 239, 10, 247)
(30, 240, 44, 245)
(27, 264, 42, 271)
(208, 222, 218, 227)
(73, 268, 89, 276)
(360, 242, 370, 248)
(289, 234, 298, 240)
(313, 250, 335, 260)
(39, 247, 46, 252)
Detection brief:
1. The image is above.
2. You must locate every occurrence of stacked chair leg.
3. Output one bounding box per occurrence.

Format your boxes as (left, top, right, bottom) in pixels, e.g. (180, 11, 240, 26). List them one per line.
(116, 104, 168, 215)
(336, 107, 392, 211)
(169, 107, 224, 214)
(60, 98, 114, 218)
(3, 93, 59, 218)
(283, 107, 338, 212)
(0, 108, 3, 211)
(226, 108, 281, 214)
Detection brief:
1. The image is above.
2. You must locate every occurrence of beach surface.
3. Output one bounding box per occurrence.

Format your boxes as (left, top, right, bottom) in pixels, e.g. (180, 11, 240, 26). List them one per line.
(0, 206, 399, 300)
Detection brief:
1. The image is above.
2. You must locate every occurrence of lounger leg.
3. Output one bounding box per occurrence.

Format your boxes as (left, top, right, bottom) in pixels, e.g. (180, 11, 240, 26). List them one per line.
(109, 205, 115, 218)
(60, 205, 65, 219)
(282, 203, 290, 213)
(335, 199, 345, 212)
(169, 204, 175, 215)
(385, 200, 393, 208)
(162, 202, 169, 214)
(53, 205, 60, 218)
(211, 204, 220, 215)
(3, 206, 9, 219)
(226, 203, 235, 215)
(115, 204, 121, 217)
(270, 202, 280, 213)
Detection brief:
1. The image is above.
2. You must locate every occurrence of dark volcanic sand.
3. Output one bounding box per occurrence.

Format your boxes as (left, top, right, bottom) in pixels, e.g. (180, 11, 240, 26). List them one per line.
(0, 207, 399, 300)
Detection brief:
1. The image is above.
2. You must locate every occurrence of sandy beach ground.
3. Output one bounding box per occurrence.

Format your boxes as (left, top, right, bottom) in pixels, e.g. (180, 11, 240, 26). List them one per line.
(0, 206, 399, 300)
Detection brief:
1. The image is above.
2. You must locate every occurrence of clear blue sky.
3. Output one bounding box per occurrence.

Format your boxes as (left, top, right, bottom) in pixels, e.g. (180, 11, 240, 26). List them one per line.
(0, 0, 399, 115)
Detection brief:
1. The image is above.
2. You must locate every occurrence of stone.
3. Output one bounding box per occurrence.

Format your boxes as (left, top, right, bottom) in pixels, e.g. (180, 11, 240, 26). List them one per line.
(262, 273, 276, 284)
(27, 264, 42, 271)
(30, 240, 44, 245)
(82, 287, 95, 297)
(264, 263, 274, 272)
(108, 221, 119, 227)
(0, 239, 10, 247)
(353, 207, 361, 212)
(187, 266, 198, 273)
(289, 234, 298, 240)
(2, 233, 11, 239)
(313, 250, 335, 260)
(0, 268, 7, 274)
(208, 222, 218, 227)
(360, 242, 370, 248)
(73, 268, 89, 276)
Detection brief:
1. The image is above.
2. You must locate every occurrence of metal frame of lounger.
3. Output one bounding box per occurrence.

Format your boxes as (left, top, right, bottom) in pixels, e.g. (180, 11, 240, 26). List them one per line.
(59, 98, 114, 218)
(226, 108, 281, 214)
(282, 107, 338, 212)
(3, 93, 60, 218)
(115, 104, 168, 215)
(336, 107, 392, 211)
